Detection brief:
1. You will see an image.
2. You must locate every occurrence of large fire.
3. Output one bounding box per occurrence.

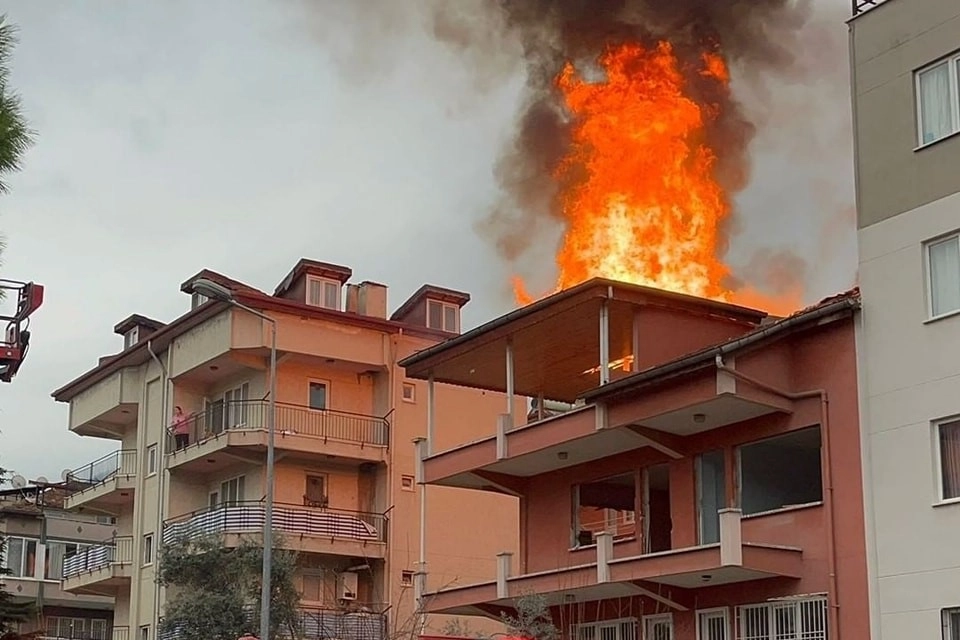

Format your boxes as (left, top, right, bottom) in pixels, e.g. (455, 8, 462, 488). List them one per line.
(514, 42, 801, 316)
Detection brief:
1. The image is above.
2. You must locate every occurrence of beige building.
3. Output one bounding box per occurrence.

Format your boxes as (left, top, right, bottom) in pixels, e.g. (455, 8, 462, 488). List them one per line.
(850, 0, 960, 638)
(51, 260, 519, 640)
(0, 481, 115, 639)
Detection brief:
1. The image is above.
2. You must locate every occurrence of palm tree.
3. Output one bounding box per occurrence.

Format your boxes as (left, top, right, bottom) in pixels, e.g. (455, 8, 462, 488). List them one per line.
(0, 14, 34, 195)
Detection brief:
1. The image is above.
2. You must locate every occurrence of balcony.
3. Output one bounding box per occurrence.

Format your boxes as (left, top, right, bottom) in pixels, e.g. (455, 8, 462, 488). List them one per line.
(165, 400, 389, 472)
(64, 450, 137, 513)
(61, 536, 134, 596)
(852, 0, 892, 16)
(67, 367, 140, 438)
(162, 502, 388, 558)
(113, 627, 130, 640)
(424, 509, 804, 616)
(159, 606, 387, 640)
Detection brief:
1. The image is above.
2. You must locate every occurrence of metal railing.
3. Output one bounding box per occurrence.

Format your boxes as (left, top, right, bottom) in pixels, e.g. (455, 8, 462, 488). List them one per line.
(66, 450, 137, 487)
(112, 628, 129, 640)
(852, 0, 891, 15)
(62, 536, 134, 579)
(158, 607, 387, 640)
(162, 502, 387, 546)
(166, 400, 389, 452)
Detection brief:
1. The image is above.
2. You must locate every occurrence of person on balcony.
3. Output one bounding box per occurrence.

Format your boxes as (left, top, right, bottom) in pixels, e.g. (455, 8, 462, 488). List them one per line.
(171, 405, 191, 450)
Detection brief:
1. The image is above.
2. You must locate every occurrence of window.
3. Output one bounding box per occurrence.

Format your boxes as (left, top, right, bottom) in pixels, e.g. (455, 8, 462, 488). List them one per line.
(304, 474, 328, 507)
(738, 427, 823, 516)
(3, 537, 38, 578)
(307, 276, 341, 310)
(223, 382, 249, 428)
(426, 299, 459, 332)
(696, 609, 729, 640)
(697, 450, 726, 544)
(572, 473, 636, 547)
(123, 326, 139, 349)
(402, 382, 416, 403)
(191, 291, 209, 310)
(400, 570, 414, 586)
(943, 607, 960, 640)
(916, 54, 960, 145)
(46, 617, 110, 640)
(642, 614, 673, 640)
(739, 597, 827, 640)
(937, 418, 960, 501)
(218, 475, 245, 506)
(142, 534, 154, 565)
(401, 475, 415, 491)
(309, 381, 328, 410)
(927, 234, 960, 318)
(45, 541, 85, 580)
(146, 444, 158, 476)
(571, 619, 637, 640)
(139, 625, 150, 640)
(301, 568, 325, 603)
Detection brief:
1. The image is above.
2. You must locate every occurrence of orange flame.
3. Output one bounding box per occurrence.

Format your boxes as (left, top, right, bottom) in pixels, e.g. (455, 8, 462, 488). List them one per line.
(513, 42, 801, 316)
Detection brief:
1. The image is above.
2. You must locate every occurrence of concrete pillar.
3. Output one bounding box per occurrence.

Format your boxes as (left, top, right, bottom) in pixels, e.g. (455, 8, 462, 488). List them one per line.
(596, 532, 613, 583)
(599, 300, 610, 385)
(426, 374, 435, 455)
(719, 508, 743, 566)
(497, 551, 513, 599)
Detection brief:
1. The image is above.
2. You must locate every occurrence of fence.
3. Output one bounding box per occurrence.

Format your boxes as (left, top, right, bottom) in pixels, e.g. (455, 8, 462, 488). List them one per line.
(66, 450, 137, 486)
(62, 537, 133, 579)
(167, 400, 389, 451)
(162, 502, 387, 546)
(159, 607, 387, 640)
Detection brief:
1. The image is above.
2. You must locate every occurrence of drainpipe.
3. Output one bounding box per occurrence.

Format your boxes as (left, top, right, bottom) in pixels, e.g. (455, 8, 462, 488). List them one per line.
(715, 355, 840, 638)
(147, 339, 171, 639)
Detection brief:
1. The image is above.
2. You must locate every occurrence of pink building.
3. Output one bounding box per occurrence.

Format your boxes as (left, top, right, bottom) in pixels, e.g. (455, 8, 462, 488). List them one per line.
(402, 279, 870, 640)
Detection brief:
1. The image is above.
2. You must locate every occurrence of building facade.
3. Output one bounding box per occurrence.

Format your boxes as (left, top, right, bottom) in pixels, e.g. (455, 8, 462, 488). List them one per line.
(0, 482, 115, 640)
(850, 0, 960, 637)
(50, 259, 519, 640)
(403, 280, 870, 640)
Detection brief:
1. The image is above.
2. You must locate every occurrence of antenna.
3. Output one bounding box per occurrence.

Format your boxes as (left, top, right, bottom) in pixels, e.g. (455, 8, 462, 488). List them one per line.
(35, 476, 49, 485)
(61, 468, 73, 482)
(11, 474, 27, 489)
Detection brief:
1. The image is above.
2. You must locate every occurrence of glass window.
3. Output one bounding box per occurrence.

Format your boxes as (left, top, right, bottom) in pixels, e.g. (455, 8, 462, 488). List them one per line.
(697, 450, 725, 544)
(572, 473, 636, 547)
(939, 419, 960, 501)
(146, 444, 157, 475)
(309, 382, 327, 410)
(929, 235, 960, 318)
(307, 277, 340, 310)
(943, 607, 960, 640)
(739, 427, 823, 515)
(917, 61, 956, 144)
(142, 534, 154, 565)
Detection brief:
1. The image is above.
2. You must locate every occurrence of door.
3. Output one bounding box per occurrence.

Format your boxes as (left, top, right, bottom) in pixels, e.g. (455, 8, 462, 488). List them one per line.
(643, 615, 673, 640)
(643, 463, 672, 553)
(305, 475, 327, 507)
(697, 450, 726, 545)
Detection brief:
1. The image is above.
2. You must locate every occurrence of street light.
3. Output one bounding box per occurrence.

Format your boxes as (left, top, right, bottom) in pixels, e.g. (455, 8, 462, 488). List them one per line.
(192, 278, 277, 640)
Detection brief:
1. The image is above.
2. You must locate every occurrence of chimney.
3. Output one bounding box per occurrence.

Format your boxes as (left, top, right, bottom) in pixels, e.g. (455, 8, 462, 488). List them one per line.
(357, 282, 388, 319)
(345, 284, 361, 314)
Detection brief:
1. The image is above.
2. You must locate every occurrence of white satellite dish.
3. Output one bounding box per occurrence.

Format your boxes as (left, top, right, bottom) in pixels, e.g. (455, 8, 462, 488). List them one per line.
(11, 474, 27, 489)
(61, 469, 73, 481)
(36, 476, 49, 484)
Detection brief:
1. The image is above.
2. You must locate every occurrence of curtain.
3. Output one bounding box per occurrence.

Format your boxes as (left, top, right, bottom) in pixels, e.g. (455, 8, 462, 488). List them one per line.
(940, 420, 960, 500)
(919, 62, 953, 144)
(930, 238, 960, 317)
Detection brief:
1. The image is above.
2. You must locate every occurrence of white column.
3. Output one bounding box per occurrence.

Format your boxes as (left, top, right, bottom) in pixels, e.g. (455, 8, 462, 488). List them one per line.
(596, 532, 613, 583)
(599, 299, 610, 385)
(497, 551, 513, 599)
(426, 374, 435, 456)
(719, 508, 743, 566)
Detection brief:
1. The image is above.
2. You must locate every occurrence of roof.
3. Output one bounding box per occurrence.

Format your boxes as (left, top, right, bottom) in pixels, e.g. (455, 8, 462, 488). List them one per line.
(113, 314, 165, 335)
(582, 288, 861, 402)
(390, 284, 472, 321)
(53, 268, 460, 402)
(274, 259, 353, 296)
(399, 278, 769, 403)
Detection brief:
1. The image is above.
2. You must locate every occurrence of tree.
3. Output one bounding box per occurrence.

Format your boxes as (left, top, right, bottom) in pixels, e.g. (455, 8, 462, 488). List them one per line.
(500, 593, 559, 640)
(0, 15, 33, 195)
(157, 533, 301, 640)
(0, 469, 34, 638)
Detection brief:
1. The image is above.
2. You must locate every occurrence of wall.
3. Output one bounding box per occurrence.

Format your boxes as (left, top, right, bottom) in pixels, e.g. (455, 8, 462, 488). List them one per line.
(858, 189, 960, 637)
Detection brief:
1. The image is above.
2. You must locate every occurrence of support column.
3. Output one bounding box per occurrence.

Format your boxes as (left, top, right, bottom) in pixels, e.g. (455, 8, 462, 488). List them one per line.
(496, 551, 513, 599)
(631, 309, 641, 373)
(426, 374, 435, 456)
(413, 437, 428, 613)
(505, 337, 515, 415)
(596, 532, 613, 583)
(599, 299, 610, 385)
(719, 508, 743, 567)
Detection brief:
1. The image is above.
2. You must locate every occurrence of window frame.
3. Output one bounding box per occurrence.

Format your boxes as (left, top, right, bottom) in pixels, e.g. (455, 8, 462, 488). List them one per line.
(570, 472, 638, 549)
(139, 625, 151, 640)
(426, 299, 459, 332)
(191, 291, 209, 310)
(570, 618, 638, 640)
(401, 382, 416, 403)
(642, 613, 673, 640)
(123, 326, 139, 349)
(308, 379, 329, 411)
(736, 426, 824, 517)
(695, 608, 730, 640)
(737, 597, 827, 640)
(401, 475, 416, 492)
(306, 275, 341, 311)
(943, 607, 960, 640)
(218, 475, 246, 506)
(915, 53, 960, 148)
(146, 443, 158, 476)
(142, 533, 154, 566)
(2, 536, 39, 579)
(925, 232, 960, 321)
(933, 416, 960, 504)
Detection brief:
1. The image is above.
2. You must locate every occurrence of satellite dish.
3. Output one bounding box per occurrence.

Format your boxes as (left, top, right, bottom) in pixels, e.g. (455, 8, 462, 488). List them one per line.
(61, 469, 73, 481)
(36, 476, 49, 484)
(11, 474, 27, 489)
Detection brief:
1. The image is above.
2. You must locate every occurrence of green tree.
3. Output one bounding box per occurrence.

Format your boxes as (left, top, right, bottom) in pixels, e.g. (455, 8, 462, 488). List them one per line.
(0, 469, 35, 637)
(157, 533, 301, 640)
(500, 593, 559, 640)
(0, 15, 33, 195)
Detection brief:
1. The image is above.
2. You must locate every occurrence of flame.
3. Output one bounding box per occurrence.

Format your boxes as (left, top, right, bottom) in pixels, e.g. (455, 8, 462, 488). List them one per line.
(513, 42, 800, 316)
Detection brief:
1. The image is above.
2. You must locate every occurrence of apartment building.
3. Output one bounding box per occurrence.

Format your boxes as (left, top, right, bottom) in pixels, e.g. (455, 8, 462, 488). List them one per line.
(403, 279, 870, 639)
(0, 481, 115, 639)
(849, 0, 960, 638)
(50, 259, 519, 640)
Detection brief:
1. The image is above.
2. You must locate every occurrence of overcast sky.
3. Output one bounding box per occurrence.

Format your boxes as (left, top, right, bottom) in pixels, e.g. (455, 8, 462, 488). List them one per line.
(0, 0, 856, 481)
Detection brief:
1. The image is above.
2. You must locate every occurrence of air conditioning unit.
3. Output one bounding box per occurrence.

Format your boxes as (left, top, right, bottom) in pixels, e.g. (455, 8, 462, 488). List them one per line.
(337, 571, 358, 601)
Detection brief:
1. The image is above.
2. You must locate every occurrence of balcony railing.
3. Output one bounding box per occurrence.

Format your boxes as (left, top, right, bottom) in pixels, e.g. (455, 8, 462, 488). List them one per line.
(161, 502, 387, 546)
(159, 606, 387, 640)
(112, 627, 129, 640)
(66, 450, 137, 487)
(62, 536, 134, 579)
(167, 400, 389, 452)
(852, 0, 891, 15)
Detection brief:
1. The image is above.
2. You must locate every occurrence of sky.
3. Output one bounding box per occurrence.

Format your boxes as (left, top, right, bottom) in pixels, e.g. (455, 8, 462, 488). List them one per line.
(0, 0, 857, 481)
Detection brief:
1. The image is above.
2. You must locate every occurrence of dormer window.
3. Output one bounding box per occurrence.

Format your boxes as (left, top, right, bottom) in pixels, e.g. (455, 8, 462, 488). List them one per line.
(191, 291, 209, 310)
(307, 276, 341, 311)
(124, 326, 139, 349)
(427, 299, 459, 332)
